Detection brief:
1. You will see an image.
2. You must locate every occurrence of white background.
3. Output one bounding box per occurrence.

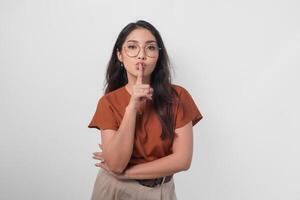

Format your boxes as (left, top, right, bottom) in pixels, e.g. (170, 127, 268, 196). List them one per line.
(1, 0, 299, 199)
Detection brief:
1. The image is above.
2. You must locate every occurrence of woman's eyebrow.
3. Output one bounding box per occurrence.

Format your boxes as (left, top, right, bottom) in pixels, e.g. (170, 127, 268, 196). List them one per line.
(126, 40, 157, 43)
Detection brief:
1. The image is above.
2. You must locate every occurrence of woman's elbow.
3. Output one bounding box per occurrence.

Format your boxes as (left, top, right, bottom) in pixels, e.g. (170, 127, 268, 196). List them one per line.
(180, 157, 192, 171)
(102, 152, 127, 174)
(106, 162, 126, 174)
(110, 167, 125, 174)
(181, 161, 191, 171)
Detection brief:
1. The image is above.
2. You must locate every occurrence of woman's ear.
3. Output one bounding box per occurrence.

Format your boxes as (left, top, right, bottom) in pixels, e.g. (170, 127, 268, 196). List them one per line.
(117, 49, 123, 63)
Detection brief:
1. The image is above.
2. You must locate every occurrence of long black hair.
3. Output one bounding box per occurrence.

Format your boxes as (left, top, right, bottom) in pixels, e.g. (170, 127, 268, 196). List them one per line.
(104, 20, 179, 140)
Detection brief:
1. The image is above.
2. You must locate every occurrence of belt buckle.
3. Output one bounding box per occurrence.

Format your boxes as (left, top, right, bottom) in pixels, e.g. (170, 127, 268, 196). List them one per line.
(137, 177, 163, 188)
(154, 177, 163, 187)
(137, 175, 172, 188)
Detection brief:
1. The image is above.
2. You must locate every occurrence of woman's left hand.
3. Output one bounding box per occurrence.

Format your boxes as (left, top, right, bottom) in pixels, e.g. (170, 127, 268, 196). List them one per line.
(92, 144, 129, 180)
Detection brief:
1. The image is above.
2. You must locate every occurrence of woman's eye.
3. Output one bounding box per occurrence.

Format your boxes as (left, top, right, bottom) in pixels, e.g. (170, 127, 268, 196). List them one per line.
(128, 45, 137, 49)
(147, 45, 156, 51)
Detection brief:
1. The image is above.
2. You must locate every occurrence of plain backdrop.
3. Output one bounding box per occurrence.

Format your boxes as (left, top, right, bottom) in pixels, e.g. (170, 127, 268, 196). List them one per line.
(1, 0, 299, 199)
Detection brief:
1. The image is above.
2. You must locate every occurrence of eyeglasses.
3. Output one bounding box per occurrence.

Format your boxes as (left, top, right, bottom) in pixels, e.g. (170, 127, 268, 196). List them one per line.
(123, 42, 161, 58)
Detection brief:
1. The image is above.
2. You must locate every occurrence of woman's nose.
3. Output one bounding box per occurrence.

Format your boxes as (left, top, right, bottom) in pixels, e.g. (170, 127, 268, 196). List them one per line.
(137, 47, 146, 60)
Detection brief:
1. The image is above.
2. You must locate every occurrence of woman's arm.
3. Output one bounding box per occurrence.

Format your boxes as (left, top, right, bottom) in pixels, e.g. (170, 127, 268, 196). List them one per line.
(124, 121, 194, 179)
(96, 66, 155, 174)
(98, 105, 137, 174)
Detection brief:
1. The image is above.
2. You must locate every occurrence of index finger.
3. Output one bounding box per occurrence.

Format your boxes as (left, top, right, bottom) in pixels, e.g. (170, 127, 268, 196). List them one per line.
(136, 63, 144, 85)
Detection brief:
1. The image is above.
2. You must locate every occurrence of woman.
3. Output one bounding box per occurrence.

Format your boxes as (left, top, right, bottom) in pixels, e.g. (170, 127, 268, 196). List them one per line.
(88, 20, 203, 200)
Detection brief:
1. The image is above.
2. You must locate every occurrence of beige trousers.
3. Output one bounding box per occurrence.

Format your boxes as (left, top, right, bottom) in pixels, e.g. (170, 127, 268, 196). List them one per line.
(91, 169, 177, 200)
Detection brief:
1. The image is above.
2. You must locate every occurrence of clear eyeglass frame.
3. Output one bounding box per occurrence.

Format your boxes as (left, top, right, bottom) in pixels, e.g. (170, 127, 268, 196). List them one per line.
(122, 43, 161, 58)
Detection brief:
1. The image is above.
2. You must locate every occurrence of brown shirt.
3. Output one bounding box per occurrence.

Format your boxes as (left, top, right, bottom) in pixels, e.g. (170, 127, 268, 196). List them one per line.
(88, 84, 203, 167)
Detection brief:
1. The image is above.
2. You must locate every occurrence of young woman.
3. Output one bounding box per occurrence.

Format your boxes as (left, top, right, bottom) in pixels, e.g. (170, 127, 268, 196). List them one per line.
(88, 20, 203, 200)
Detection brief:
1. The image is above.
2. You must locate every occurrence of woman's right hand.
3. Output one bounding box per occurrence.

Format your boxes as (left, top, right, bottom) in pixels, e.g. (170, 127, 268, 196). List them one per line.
(127, 64, 154, 112)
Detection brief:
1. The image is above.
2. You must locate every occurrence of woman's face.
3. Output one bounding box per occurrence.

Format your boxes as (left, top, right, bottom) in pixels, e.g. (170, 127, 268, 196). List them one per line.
(117, 28, 159, 82)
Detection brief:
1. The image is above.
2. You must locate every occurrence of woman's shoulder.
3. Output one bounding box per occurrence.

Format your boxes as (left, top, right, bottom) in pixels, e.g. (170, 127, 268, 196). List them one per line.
(171, 83, 190, 96)
(98, 86, 127, 104)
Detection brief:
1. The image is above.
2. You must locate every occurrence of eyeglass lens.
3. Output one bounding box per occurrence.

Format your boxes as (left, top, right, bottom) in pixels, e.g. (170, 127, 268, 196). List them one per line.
(124, 43, 160, 58)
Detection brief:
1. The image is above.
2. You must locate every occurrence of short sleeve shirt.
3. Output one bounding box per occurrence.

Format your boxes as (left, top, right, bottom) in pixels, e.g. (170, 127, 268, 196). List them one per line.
(88, 84, 203, 167)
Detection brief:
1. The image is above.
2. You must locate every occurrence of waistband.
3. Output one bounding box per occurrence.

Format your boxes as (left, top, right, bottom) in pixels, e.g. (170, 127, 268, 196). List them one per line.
(135, 174, 173, 188)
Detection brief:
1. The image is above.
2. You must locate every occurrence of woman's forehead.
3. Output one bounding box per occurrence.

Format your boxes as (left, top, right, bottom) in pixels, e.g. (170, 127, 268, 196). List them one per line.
(125, 28, 157, 43)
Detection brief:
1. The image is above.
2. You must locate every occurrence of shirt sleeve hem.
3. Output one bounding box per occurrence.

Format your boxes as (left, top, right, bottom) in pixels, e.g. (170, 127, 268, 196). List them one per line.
(175, 113, 203, 129)
(88, 124, 118, 131)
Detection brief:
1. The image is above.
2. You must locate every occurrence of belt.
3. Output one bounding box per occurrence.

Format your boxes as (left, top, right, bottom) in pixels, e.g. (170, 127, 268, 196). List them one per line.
(136, 174, 173, 188)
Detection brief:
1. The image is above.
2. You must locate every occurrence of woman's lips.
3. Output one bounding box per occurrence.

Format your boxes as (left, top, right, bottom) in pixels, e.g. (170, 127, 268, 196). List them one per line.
(136, 62, 145, 70)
